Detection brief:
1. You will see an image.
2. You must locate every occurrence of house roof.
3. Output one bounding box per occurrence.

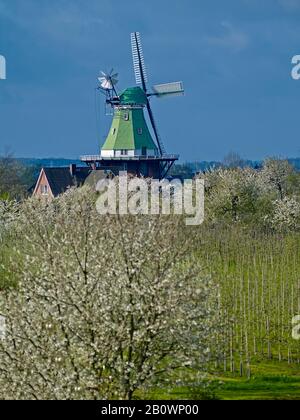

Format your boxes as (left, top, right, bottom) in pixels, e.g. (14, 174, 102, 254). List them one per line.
(43, 167, 88, 196)
(38, 167, 109, 197)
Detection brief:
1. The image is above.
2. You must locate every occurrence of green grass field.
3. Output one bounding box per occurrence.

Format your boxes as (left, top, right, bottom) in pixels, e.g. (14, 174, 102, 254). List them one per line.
(144, 362, 300, 400)
(144, 225, 300, 401)
(214, 361, 300, 400)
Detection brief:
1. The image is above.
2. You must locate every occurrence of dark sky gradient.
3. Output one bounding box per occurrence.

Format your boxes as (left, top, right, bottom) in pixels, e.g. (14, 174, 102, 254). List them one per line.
(0, 0, 300, 161)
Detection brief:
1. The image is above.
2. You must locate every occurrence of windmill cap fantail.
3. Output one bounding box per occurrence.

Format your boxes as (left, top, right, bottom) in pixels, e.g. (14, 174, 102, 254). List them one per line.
(119, 87, 148, 105)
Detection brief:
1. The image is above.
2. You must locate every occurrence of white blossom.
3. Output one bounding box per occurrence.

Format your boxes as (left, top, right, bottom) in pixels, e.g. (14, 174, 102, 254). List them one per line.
(0, 187, 219, 400)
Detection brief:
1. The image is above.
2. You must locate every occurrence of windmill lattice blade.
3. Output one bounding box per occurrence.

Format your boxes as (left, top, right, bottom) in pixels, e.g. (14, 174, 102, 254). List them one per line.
(131, 32, 148, 86)
(152, 82, 184, 98)
(147, 100, 167, 156)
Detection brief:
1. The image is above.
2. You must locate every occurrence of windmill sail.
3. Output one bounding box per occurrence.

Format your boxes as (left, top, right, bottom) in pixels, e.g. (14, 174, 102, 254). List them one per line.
(152, 81, 184, 98)
(131, 32, 167, 156)
(146, 101, 166, 156)
(98, 69, 119, 91)
(131, 32, 148, 91)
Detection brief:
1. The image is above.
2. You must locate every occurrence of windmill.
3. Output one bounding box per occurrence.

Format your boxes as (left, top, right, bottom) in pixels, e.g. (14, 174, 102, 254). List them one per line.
(81, 32, 184, 179)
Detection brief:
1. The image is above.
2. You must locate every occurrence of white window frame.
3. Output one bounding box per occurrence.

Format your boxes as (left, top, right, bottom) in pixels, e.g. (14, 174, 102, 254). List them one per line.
(41, 185, 48, 195)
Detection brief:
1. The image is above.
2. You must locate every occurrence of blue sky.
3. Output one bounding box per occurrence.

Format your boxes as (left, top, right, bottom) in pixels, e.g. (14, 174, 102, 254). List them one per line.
(0, 0, 300, 162)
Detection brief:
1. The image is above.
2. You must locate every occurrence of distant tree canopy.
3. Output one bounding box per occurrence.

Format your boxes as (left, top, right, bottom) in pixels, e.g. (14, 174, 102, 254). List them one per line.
(171, 154, 299, 180)
(223, 152, 246, 169)
(0, 153, 36, 200)
(203, 158, 300, 231)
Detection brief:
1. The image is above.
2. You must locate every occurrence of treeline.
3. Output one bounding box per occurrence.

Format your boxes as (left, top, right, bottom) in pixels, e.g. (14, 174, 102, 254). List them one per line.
(202, 158, 300, 232)
(0, 154, 38, 199)
(171, 154, 300, 179)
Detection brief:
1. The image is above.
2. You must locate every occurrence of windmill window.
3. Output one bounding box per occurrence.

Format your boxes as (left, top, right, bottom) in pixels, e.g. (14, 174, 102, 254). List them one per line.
(123, 113, 129, 121)
(138, 128, 143, 135)
(121, 150, 128, 156)
(113, 128, 116, 135)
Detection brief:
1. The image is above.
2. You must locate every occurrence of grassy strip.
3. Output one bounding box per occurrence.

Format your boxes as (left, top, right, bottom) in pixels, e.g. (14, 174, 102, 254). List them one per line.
(143, 361, 300, 400)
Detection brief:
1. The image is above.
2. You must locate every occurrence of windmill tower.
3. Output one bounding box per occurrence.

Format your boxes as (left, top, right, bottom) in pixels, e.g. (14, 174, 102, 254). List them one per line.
(81, 32, 184, 179)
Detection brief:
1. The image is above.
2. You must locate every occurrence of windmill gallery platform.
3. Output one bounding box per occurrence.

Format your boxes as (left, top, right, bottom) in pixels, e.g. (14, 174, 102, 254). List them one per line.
(80, 153, 180, 180)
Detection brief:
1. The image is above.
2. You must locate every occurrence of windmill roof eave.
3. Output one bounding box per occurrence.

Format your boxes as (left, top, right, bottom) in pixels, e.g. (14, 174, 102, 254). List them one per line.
(119, 87, 147, 105)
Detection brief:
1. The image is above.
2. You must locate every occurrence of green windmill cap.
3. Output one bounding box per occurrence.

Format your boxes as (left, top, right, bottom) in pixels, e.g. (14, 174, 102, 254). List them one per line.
(119, 87, 147, 105)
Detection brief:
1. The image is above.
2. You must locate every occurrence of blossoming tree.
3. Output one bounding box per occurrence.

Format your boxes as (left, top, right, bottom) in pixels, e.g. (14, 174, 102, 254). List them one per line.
(0, 187, 219, 400)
